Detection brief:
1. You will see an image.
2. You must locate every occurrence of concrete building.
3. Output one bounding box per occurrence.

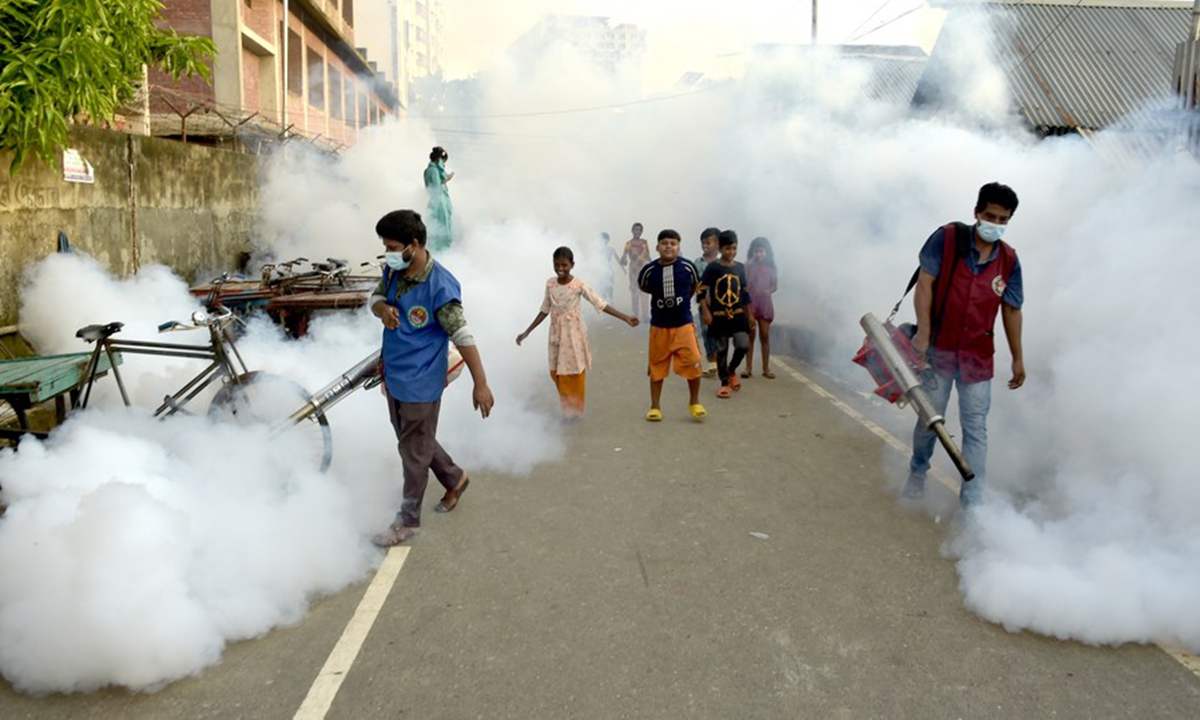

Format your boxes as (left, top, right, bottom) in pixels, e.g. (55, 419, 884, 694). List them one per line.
(148, 0, 399, 150)
(509, 15, 647, 75)
(355, 0, 447, 109)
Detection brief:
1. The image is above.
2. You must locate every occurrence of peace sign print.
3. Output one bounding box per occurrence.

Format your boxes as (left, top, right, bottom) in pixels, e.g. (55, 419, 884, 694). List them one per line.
(714, 274, 742, 309)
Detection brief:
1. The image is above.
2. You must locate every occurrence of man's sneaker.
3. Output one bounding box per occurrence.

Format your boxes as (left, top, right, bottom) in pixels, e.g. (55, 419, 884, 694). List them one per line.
(901, 475, 926, 500)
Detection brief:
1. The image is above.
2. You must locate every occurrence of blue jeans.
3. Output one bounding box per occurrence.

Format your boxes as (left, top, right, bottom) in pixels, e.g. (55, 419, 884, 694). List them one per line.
(908, 370, 991, 506)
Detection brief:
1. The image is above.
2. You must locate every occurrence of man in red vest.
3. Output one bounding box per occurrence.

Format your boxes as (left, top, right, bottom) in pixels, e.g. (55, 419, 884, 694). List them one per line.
(903, 182, 1025, 508)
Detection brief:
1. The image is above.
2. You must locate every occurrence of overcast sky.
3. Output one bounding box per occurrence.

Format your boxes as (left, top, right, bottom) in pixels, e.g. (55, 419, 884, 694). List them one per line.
(442, 0, 946, 86)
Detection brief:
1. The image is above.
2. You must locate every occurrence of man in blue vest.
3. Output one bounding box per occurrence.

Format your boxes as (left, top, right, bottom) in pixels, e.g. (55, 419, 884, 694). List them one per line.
(369, 209, 494, 546)
(903, 182, 1025, 508)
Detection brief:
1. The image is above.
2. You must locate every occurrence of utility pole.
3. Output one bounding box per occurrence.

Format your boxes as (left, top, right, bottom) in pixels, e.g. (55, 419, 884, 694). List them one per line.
(812, 0, 819, 44)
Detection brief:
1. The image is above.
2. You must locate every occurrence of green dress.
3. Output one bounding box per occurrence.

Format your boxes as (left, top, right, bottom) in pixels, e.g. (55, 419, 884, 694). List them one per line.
(423, 160, 453, 252)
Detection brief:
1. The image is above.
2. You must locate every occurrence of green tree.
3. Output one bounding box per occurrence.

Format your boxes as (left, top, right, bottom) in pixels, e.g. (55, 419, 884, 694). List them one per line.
(0, 0, 216, 172)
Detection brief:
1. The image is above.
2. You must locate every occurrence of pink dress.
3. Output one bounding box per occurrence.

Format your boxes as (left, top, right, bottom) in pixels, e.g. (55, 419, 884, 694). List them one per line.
(746, 262, 777, 321)
(541, 277, 607, 375)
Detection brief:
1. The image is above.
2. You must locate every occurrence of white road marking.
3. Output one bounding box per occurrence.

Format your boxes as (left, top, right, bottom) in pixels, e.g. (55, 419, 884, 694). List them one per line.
(772, 357, 957, 491)
(294, 547, 410, 720)
(772, 356, 1200, 680)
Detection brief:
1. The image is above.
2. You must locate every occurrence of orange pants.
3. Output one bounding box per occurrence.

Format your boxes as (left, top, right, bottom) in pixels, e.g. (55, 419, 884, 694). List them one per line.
(647, 325, 703, 381)
(551, 371, 586, 417)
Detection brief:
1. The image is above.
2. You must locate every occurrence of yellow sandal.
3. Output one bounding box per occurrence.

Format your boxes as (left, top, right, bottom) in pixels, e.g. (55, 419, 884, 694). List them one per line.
(645, 408, 663, 422)
(689, 404, 707, 421)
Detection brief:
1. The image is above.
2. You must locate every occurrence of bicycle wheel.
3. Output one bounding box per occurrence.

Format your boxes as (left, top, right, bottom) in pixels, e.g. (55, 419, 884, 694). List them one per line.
(208, 371, 333, 472)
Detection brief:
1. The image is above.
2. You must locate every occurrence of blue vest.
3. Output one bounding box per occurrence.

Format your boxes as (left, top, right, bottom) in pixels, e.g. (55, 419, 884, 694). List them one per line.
(381, 262, 461, 403)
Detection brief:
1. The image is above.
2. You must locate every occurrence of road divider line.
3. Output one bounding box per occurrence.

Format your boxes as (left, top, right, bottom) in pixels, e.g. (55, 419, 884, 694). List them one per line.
(294, 547, 410, 720)
(771, 356, 1200, 680)
(772, 357, 956, 491)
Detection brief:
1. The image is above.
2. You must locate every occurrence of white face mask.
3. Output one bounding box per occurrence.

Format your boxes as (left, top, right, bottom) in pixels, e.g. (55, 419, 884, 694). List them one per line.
(385, 251, 411, 270)
(977, 219, 1007, 243)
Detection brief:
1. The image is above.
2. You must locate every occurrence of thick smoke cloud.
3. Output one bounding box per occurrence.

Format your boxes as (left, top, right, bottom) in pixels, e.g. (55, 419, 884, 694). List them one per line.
(3, 0, 1199, 695)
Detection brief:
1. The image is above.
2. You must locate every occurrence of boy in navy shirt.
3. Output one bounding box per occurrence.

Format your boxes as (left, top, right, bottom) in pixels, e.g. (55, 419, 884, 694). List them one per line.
(637, 229, 706, 422)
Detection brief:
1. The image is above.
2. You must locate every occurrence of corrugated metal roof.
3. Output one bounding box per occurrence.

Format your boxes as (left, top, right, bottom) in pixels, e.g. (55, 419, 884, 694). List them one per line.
(920, 1, 1194, 131)
(840, 46, 930, 106)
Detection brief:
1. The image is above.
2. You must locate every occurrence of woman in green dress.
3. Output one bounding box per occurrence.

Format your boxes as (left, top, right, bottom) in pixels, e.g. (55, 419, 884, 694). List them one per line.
(423, 146, 454, 252)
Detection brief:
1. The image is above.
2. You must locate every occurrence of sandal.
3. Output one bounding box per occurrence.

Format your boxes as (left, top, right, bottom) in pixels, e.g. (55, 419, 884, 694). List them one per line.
(645, 408, 663, 421)
(762, 370, 776, 379)
(728, 375, 742, 391)
(740, 370, 752, 378)
(716, 386, 732, 399)
(372, 523, 418, 547)
(436, 474, 469, 513)
(689, 403, 707, 421)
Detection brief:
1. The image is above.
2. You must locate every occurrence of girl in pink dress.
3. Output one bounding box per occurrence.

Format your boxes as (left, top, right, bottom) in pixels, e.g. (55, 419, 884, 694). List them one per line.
(743, 236, 778, 379)
(517, 247, 639, 418)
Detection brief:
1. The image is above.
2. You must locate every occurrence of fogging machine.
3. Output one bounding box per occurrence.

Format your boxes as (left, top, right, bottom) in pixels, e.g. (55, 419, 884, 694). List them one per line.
(852, 312, 974, 482)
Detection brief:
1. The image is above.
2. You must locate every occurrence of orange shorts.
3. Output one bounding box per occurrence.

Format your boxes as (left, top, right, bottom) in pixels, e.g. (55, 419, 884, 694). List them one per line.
(647, 325, 703, 382)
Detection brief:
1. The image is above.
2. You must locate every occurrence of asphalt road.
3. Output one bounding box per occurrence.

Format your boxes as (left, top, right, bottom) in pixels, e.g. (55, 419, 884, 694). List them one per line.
(1, 321, 1197, 719)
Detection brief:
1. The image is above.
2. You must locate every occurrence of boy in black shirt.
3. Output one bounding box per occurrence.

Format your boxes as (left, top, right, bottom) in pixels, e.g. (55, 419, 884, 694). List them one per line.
(637, 229, 707, 422)
(699, 230, 751, 398)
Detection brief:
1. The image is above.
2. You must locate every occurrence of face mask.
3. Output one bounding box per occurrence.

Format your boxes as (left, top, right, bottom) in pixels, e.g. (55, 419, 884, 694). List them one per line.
(385, 251, 411, 271)
(977, 220, 1007, 243)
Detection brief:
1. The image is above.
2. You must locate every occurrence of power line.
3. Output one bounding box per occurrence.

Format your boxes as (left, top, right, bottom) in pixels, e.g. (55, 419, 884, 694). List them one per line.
(1008, 0, 1085, 75)
(845, 4, 924, 44)
(843, 0, 896, 44)
(403, 85, 724, 121)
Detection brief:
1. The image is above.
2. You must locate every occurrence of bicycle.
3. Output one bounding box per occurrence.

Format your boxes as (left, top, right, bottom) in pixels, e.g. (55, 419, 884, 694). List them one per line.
(75, 307, 345, 471)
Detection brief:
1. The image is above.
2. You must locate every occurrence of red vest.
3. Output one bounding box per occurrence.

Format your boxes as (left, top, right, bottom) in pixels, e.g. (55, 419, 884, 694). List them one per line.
(931, 224, 1016, 384)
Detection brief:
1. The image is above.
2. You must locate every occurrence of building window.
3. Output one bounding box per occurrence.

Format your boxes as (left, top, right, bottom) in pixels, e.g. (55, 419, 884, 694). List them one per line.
(357, 90, 368, 128)
(344, 76, 357, 126)
(328, 65, 342, 119)
(287, 29, 303, 97)
(307, 48, 324, 110)
(416, 26, 426, 43)
(342, 0, 353, 25)
(416, 1, 425, 16)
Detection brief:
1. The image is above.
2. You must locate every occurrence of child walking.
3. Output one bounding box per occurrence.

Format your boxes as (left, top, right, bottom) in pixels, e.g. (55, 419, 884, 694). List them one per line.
(637, 229, 706, 422)
(517, 246, 639, 419)
(694, 227, 720, 377)
(618, 222, 652, 321)
(743, 236, 778, 379)
(699, 230, 751, 399)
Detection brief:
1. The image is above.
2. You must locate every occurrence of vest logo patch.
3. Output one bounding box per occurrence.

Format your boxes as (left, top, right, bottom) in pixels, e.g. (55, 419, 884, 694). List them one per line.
(407, 305, 430, 328)
(992, 276, 1006, 297)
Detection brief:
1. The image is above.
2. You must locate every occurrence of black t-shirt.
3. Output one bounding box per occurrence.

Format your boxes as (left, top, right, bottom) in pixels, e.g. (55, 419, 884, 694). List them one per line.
(638, 258, 700, 328)
(700, 261, 750, 334)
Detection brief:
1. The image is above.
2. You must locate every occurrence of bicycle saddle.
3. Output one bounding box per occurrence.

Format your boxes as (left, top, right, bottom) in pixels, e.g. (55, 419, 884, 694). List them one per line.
(75, 322, 124, 342)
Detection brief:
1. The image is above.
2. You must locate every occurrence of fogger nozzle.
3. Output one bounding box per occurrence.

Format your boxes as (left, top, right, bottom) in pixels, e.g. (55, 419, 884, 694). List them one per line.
(859, 312, 974, 482)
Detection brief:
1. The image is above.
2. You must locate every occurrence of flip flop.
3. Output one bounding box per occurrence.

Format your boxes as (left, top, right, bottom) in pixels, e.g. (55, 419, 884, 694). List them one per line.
(436, 474, 469, 513)
(716, 386, 732, 399)
(729, 375, 742, 391)
(372, 524, 418, 547)
(689, 403, 707, 421)
(645, 408, 663, 421)
(763, 370, 776, 379)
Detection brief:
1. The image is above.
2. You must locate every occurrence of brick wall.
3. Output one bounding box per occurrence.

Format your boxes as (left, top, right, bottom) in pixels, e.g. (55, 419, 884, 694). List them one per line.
(242, 0, 275, 41)
(150, 0, 217, 112)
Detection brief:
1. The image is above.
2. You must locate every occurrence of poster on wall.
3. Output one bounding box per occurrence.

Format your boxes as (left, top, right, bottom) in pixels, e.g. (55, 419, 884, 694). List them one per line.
(62, 149, 94, 184)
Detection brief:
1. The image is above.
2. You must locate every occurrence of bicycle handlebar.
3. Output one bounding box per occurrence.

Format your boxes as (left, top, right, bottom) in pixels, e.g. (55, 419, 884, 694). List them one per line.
(157, 306, 234, 333)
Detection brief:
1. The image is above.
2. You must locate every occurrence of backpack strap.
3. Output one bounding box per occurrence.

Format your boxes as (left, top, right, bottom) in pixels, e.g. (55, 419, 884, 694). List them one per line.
(888, 222, 964, 323)
(929, 222, 969, 341)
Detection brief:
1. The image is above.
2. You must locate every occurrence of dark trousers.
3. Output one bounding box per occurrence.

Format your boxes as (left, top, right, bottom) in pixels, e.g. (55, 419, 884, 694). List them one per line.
(386, 394, 464, 528)
(714, 332, 749, 385)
